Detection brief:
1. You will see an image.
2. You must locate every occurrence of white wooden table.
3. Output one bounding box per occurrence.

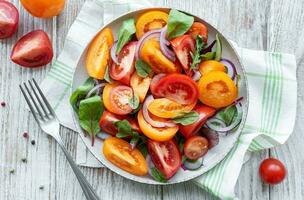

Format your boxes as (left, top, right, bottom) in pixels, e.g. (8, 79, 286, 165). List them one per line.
(1, 0, 303, 199)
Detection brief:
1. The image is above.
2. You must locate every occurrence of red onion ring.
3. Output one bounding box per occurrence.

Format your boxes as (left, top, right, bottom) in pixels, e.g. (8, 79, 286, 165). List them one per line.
(201, 127, 219, 149)
(110, 41, 119, 64)
(135, 30, 161, 60)
(96, 132, 111, 140)
(191, 70, 201, 81)
(220, 58, 237, 80)
(86, 83, 106, 98)
(142, 95, 176, 128)
(160, 26, 176, 61)
(202, 40, 216, 54)
(150, 73, 165, 96)
(183, 157, 204, 170)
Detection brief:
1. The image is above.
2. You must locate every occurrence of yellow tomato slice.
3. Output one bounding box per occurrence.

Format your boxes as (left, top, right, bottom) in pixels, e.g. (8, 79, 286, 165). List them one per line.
(137, 110, 178, 141)
(148, 98, 196, 118)
(136, 11, 168, 39)
(199, 60, 227, 75)
(198, 71, 238, 108)
(86, 28, 114, 80)
(130, 73, 151, 103)
(103, 137, 148, 176)
(141, 39, 181, 74)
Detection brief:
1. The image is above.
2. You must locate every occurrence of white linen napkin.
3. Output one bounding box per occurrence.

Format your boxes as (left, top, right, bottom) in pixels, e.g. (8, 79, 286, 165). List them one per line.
(40, 0, 297, 199)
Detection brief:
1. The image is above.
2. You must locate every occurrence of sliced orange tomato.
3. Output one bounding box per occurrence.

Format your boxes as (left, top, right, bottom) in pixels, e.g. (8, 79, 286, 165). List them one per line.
(198, 71, 238, 108)
(103, 83, 133, 115)
(199, 60, 226, 75)
(130, 73, 151, 102)
(86, 28, 114, 80)
(137, 110, 178, 141)
(187, 22, 208, 42)
(20, 0, 65, 18)
(141, 39, 181, 74)
(103, 137, 148, 176)
(148, 98, 196, 118)
(136, 11, 168, 39)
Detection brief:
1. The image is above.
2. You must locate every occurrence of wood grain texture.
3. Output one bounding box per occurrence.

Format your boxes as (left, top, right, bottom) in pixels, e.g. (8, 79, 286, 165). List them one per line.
(0, 0, 302, 200)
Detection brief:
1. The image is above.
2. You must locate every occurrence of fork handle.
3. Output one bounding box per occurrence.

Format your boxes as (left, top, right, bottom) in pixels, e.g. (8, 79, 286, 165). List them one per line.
(54, 136, 100, 200)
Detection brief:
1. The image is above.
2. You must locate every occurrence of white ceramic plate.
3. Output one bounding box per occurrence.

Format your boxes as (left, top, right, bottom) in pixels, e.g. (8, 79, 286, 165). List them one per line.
(71, 8, 249, 185)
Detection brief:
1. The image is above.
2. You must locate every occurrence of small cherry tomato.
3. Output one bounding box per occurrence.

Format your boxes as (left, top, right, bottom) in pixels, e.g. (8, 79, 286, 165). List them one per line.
(152, 74, 199, 105)
(199, 60, 227, 75)
(179, 104, 216, 138)
(103, 83, 133, 115)
(259, 158, 286, 185)
(148, 98, 196, 119)
(187, 22, 208, 42)
(136, 11, 168, 39)
(99, 110, 140, 136)
(86, 28, 114, 80)
(170, 35, 195, 72)
(137, 110, 178, 142)
(148, 139, 181, 179)
(103, 137, 148, 176)
(141, 39, 181, 74)
(130, 72, 151, 102)
(20, 0, 65, 18)
(184, 136, 209, 160)
(11, 30, 53, 68)
(198, 71, 238, 108)
(0, 1, 19, 39)
(110, 42, 137, 85)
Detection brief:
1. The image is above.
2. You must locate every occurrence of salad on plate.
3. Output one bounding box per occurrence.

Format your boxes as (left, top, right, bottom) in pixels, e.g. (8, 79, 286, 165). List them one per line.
(71, 9, 243, 183)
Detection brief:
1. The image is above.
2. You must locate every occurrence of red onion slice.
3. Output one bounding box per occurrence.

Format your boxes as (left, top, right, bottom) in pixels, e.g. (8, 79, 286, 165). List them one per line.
(96, 132, 111, 140)
(86, 83, 106, 98)
(160, 26, 176, 61)
(220, 58, 237, 80)
(201, 128, 219, 149)
(110, 41, 119, 64)
(183, 157, 204, 170)
(202, 40, 216, 54)
(146, 155, 156, 177)
(191, 70, 201, 81)
(135, 30, 161, 60)
(142, 95, 176, 128)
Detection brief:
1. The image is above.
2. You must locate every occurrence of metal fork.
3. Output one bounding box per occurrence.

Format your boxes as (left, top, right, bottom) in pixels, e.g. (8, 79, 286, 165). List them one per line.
(20, 79, 100, 200)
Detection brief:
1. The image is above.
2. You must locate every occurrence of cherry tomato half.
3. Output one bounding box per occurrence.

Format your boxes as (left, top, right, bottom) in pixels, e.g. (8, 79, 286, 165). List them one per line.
(11, 30, 53, 68)
(170, 35, 195, 72)
(99, 110, 140, 136)
(103, 137, 148, 176)
(259, 158, 286, 185)
(152, 74, 199, 105)
(137, 110, 178, 142)
(179, 104, 216, 138)
(20, 0, 65, 18)
(187, 22, 208, 42)
(148, 139, 181, 179)
(184, 136, 209, 160)
(130, 72, 151, 103)
(148, 98, 196, 119)
(0, 1, 19, 39)
(110, 42, 137, 85)
(103, 83, 133, 115)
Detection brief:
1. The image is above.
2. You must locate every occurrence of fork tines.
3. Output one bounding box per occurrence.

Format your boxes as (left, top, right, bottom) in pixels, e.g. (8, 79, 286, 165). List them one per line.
(19, 79, 55, 122)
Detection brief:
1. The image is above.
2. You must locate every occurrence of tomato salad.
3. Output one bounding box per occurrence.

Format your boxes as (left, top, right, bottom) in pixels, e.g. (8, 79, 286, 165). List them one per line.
(71, 9, 243, 182)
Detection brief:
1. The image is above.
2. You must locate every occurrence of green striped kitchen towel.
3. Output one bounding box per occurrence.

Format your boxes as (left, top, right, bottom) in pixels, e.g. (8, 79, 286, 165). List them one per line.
(40, 0, 297, 199)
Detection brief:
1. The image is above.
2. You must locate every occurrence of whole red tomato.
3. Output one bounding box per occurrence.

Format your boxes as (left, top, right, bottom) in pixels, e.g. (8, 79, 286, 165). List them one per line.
(259, 158, 286, 185)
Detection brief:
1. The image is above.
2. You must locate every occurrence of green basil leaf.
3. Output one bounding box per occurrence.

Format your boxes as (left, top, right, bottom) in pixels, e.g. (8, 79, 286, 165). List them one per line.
(214, 34, 222, 61)
(128, 94, 140, 109)
(182, 155, 187, 163)
(70, 78, 95, 112)
(190, 35, 205, 70)
(167, 9, 194, 40)
(201, 52, 216, 61)
(104, 65, 113, 83)
(135, 59, 152, 78)
(116, 132, 130, 138)
(137, 143, 148, 157)
(172, 111, 199, 125)
(116, 18, 136, 54)
(79, 96, 104, 138)
(151, 167, 167, 183)
(114, 120, 132, 134)
(236, 74, 241, 87)
(130, 137, 139, 146)
(216, 105, 237, 125)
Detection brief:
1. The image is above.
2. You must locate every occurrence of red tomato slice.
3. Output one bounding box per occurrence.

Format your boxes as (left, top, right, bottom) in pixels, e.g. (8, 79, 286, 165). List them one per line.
(179, 104, 216, 138)
(99, 110, 140, 136)
(109, 85, 133, 115)
(150, 73, 165, 97)
(184, 136, 209, 160)
(110, 41, 137, 85)
(148, 139, 181, 179)
(0, 1, 19, 39)
(11, 30, 53, 68)
(170, 35, 195, 72)
(152, 74, 199, 105)
(187, 22, 208, 42)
